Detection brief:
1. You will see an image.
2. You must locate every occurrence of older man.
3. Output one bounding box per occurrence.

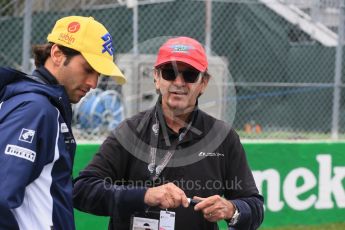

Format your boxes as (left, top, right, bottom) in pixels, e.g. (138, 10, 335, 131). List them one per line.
(73, 36, 263, 230)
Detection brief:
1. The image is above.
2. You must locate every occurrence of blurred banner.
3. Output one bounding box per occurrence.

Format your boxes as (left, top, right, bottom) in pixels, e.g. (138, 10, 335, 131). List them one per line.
(248, 142, 345, 227)
(73, 142, 345, 228)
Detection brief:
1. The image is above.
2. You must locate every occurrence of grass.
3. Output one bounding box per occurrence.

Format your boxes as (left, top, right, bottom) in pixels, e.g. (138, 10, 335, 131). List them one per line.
(236, 130, 345, 140)
(75, 212, 345, 230)
(259, 222, 345, 230)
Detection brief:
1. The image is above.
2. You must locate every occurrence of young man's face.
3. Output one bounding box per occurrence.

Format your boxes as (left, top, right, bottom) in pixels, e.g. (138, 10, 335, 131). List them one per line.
(154, 62, 208, 114)
(56, 54, 99, 104)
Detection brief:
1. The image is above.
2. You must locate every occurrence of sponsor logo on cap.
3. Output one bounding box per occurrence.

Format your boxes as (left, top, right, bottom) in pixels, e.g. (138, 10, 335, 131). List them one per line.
(170, 44, 194, 53)
(101, 33, 114, 56)
(19, 128, 35, 143)
(67, 22, 80, 33)
(58, 32, 75, 45)
(5, 144, 36, 162)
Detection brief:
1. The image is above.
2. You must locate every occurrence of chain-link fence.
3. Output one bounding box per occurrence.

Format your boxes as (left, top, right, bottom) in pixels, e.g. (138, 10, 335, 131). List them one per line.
(1, 0, 344, 140)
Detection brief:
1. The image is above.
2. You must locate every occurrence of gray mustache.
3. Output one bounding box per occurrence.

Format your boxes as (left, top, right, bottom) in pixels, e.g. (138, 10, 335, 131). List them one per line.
(168, 87, 188, 94)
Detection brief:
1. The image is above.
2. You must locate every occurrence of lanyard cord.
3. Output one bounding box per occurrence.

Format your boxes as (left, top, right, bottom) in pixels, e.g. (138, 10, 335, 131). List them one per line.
(148, 107, 192, 182)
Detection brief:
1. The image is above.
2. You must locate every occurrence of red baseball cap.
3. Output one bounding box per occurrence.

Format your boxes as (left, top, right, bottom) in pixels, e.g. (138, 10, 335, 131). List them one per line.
(154, 37, 208, 72)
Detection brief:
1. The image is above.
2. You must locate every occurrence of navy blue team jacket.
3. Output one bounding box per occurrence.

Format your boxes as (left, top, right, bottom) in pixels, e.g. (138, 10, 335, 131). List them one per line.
(0, 67, 76, 230)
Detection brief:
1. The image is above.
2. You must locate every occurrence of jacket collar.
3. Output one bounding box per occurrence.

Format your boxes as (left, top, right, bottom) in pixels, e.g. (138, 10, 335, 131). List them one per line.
(0, 67, 72, 127)
(155, 96, 205, 144)
(32, 66, 59, 85)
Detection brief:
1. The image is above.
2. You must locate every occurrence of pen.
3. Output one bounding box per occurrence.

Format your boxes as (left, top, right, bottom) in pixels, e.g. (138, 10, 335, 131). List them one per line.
(187, 198, 201, 206)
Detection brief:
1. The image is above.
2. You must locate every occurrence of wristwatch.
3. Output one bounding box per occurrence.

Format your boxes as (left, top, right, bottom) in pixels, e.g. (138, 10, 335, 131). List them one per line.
(229, 203, 240, 226)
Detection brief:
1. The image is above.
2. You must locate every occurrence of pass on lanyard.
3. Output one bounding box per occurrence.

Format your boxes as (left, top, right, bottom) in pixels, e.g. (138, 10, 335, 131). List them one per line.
(147, 110, 192, 181)
(131, 216, 158, 230)
(159, 210, 175, 230)
(130, 210, 175, 230)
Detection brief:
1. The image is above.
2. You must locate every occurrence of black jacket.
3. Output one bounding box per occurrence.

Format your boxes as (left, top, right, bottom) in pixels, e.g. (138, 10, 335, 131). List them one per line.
(73, 101, 264, 230)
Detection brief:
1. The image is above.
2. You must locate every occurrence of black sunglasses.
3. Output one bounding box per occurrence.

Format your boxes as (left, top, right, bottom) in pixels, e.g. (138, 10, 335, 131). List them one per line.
(160, 68, 202, 83)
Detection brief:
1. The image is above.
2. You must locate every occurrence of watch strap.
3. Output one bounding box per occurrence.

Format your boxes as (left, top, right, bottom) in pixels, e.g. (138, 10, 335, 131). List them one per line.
(229, 201, 240, 226)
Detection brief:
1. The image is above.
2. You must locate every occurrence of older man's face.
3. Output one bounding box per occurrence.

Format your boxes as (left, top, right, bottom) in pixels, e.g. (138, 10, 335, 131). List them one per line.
(154, 62, 208, 114)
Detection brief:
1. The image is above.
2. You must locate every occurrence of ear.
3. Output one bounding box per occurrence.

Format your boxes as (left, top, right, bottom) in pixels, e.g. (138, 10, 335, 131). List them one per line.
(50, 44, 65, 66)
(199, 76, 209, 95)
(153, 69, 160, 91)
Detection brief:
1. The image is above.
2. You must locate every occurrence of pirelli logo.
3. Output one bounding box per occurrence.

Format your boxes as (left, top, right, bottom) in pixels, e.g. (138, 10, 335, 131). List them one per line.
(4, 144, 36, 162)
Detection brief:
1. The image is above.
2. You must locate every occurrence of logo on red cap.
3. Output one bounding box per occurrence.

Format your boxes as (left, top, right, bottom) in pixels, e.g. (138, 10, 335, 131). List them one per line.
(67, 22, 80, 33)
(170, 44, 193, 53)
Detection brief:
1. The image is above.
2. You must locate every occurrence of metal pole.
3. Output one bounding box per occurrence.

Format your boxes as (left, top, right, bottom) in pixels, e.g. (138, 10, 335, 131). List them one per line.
(21, 0, 33, 73)
(132, 0, 139, 56)
(126, 0, 138, 55)
(205, 0, 212, 55)
(331, 2, 345, 139)
(126, 0, 139, 112)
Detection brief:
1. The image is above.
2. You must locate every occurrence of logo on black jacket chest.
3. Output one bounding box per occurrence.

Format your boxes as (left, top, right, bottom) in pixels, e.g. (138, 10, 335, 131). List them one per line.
(198, 152, 224, 157)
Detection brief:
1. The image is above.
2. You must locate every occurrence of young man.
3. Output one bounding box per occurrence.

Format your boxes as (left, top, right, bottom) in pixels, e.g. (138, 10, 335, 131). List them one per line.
(0, 16, 125, 229)
(73, 37, 264, 229)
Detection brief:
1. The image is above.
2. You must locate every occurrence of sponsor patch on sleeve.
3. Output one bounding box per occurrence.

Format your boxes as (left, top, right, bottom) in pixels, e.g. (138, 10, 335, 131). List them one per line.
(19, 128, 36, 143)
(61, 123, 69, 133)
(5, 144, 36, 162)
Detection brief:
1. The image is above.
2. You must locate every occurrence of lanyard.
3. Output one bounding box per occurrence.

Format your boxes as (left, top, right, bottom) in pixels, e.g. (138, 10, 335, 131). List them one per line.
(148, 106, 192, 182)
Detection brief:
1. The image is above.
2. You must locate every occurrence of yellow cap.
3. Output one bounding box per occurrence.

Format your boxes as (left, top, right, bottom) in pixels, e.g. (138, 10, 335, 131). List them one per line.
(47, 16, 126, 85)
